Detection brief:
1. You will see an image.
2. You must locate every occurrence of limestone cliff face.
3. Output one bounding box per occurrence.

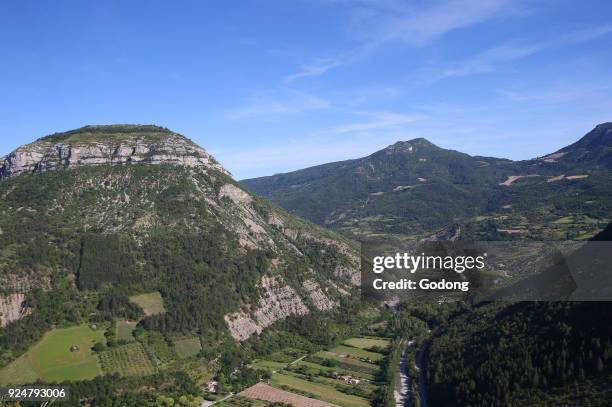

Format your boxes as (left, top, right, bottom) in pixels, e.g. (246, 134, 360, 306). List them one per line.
(0, 293, 28, 328)
(0, 125, 228, 180)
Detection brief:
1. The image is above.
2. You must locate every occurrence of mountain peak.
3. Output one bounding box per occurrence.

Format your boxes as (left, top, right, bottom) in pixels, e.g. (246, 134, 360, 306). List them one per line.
(381, 138, 438, 155)
(40, 124, 181, 144)
(1, 125, 228, 181)
(560, 122, 612, 152)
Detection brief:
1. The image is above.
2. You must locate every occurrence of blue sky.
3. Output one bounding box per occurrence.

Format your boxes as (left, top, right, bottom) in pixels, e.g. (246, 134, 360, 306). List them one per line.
(1, 0, 611, 179)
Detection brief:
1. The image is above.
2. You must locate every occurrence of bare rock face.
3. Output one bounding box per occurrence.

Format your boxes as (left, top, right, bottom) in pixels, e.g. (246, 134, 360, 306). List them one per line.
(0, 125, 228, 181)
(303, 280, 337, 311)
(0, 293, 28, 328)
(219, 184, 253, 205)
(225, 276, 309, 341)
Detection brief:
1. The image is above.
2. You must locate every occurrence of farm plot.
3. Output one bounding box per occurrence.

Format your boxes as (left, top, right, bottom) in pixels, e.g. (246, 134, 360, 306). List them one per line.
(250, 359, 288, 371)
(116, 320, 137, 342)
(129, 291, 165, 316)
(314, 351, 380, 376)
(0, 324, 105, 385)
(343, 337, 390, 350)
(270, 372, 370, 407)
(329, 345, 384, 362)
(292, 360, 376, 382)
(173, 337, 202, 359)
(98, 342, 155, 377)
(241, 382, 339, 407)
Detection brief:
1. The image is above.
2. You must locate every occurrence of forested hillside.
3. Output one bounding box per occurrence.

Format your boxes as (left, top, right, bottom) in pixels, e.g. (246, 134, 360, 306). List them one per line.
(242, 123, 612, 241)
(0, 126, 359, 376)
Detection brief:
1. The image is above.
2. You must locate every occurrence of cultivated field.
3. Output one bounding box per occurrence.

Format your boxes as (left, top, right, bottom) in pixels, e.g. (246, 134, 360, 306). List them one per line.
(116, 320, 137, 342)
(241, 336, 390, 407)
(292, 360, 376, 382)
(329, 345, 384, 362)
(315, 350, 380, 375)
(0, 324, 105, 384)
(343, 337, 390, 350)
(270, 373, 370, 407)
(129, 291, 165, 316)
(250, 359, 288, 371)
(173, 337, 202, 359)
(98, 342, 155, 377)
(241, 382, 340, 407)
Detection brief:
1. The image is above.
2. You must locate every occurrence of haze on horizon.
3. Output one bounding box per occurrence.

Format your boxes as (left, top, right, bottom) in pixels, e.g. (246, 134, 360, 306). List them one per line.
(1, 0, 611, 179)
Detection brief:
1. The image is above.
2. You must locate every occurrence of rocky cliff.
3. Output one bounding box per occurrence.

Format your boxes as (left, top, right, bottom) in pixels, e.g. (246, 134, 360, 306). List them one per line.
(0, 125, 228, 180)
(0, 294, 28, 328)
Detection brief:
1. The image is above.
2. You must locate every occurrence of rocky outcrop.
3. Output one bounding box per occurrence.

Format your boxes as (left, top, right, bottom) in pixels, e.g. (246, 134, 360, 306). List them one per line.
(0, 293, 28, 327)
(0, 126, 228, 181)
(225, 276, 309, 341)
(303, 280, 337, 311)
(219, 184, 253, 205)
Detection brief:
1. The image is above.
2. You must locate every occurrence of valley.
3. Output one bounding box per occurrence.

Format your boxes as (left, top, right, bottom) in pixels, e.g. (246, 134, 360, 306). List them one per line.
(0, 123, 610, 406)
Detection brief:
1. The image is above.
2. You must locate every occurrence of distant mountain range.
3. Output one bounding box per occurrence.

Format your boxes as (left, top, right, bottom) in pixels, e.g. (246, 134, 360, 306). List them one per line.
(242, 123, 612, 241)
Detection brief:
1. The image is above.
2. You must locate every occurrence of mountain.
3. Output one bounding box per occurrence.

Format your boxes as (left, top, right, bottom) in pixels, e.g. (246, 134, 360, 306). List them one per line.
(242, 123, 612, 240)
(0, 125, 359, 367)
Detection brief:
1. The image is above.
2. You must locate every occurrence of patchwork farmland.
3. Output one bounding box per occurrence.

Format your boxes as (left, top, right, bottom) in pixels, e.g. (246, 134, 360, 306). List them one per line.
(235, 336, 391, 407)
(99, 342, 156, 377)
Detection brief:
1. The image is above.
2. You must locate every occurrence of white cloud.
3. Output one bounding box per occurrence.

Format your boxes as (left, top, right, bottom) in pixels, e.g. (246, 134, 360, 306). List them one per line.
(285, 0, 518, 81)
(432, 24, 612, 80)
(349, 0, 516, 47)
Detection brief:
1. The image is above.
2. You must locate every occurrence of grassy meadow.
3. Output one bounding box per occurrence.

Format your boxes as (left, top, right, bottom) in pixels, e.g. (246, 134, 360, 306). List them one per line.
(0, 324, 105, 384)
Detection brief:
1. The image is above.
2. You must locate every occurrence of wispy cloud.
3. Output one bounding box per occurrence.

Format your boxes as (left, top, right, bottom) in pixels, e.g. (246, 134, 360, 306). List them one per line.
(435, 24, 612, 80)
(285, 0, 518, 81)
(320, 111, 421, 134)
(222, 89, 330, 120)
(284, 56, 351, 83)
(348, 0, 517, 47)
(440, 41, 545, 78)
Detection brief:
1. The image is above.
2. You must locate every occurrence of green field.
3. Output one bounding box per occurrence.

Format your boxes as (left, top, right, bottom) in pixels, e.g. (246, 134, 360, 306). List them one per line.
(315, 351, 380, 374)
(270, 372, 370, 407)
(294, 360, 376, 381)
(250, 359, 288, 371)
(129, 291, 165, 316)
(343, 337, 390, 350)
(143, 331, 176, 363)
(330, 345, 384, 362)
(98, 342, 155, 377)
(116, 320, 137, 342)
(173, 337, 202, 359)
(0, 324, 105, 385)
